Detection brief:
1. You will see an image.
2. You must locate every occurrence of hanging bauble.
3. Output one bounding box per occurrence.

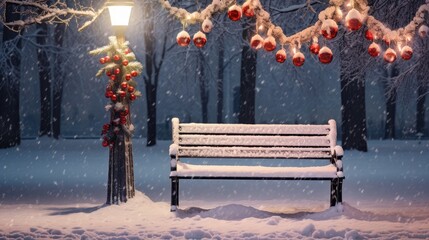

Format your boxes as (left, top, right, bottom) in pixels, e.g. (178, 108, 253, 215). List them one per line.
(122, 59, 129, 66)
(263, 36, 276, 52)
(383, 48, 397, 63)
(102, 140, 109, 147)
(100, 57, 106, 64)
(228, 5, 242, 21)
(111, 94, 117, 101)
(345, 8, 363, 31)
(104, 56, 111, 63)
(292, 52, 305, 67)
(130, 94, 136, 101)
(400, 46, 413, 60)
(250, 34, 264, 49)
(131, 70, 138, 77)
(321, 19, 338, 40)
(106, 70, 112, 77)
(110, 75, 116, 81)
(114, 68, 121, 75)
(176, 30, 191, 47)
(365, 30, 374, 41)
(419, 25, 429, 38)
(103, 124, 110, 131)
(275, 49, 287, 63)
(120, 116, 127, 125)
(105, 90, 114, 98)
(125, 74, 132, 81)
(119, 91, 126, 98)
(113, 55, 121, 62)
(242, 1, 255, 17)
(124, 48, 131, 54)
(318, 46, 333, 64)
(202, 18, 213, 33)
(368, 42, 381, 57)
(128, 86, 135, 93)
(193, 31, 207, 48)
(121, 82, 128, 90)
(309, 42, 320, 55)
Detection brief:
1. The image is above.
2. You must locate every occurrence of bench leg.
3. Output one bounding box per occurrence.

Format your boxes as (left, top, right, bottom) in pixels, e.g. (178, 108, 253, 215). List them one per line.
(330, 179, 338, 207)
(171, 178, 179, 212)
(337, 178, 343, 204)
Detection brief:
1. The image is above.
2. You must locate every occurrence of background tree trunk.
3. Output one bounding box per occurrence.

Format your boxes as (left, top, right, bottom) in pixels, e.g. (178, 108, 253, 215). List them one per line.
(37, 22, 52, 137)
(239, 21, 256, 124)
(0, 3, 21, 148)
(339, 29, 368, 152)
(198, 50, 209, 123)
(216, 33, 224, 123)
(382, 64, 399, 139)
(52, 24, 66, 139)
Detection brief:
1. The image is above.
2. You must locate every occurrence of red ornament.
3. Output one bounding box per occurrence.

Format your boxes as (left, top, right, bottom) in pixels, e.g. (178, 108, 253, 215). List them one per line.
(345, 9, 363, 31)
(99, 57, 106, 64)
(368, 42, 381, 57)
(122, 59, 129, 66)
(122, 109, 129, 116)
(125, 74, 132, 81)
(106, 70, 112, 77)
(250, 34, 263, 50)
(104, 56, 111, 63)
(309, 42, 320, 55)
(130, 94, 136, 101)
(102, 140, 109, 147)
(193, 31, 207, 48)
(114, 68, 121, 75)
(242, 1, 255, 18)
(275, 49, 287, 63)
(292, 52, 305, 67)
(131, 71, 138, 77)
(263, 36, 276, 52)
(365, 30, 374, 41)
(228, 5, 242, 21)
(121, 82, 128, 90)
(202, 18, 213, 33)
(318, 46, 333, 64)
(111, 94, 117, 101)
(419, 25, 429, 38)
(128, 86, 135, 93)
(177, 30, 191, 47)
(120, 117, 127, 125)
(110, 75, 116, 81)
(103, 124, 110, 130)
(124, 48, 131, 54)
(383, 36, 390, 46)
(105, 90, 114, 98)
(384, 48, 397, 63)
(401, 46, 413, 60)
(119, 91, 126, 98)
(113, 55, 121, 62)
(321, 19, 338, 40)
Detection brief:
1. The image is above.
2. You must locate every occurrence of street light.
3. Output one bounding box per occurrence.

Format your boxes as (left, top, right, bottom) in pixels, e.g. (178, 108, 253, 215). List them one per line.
(106, 0, 134, 43)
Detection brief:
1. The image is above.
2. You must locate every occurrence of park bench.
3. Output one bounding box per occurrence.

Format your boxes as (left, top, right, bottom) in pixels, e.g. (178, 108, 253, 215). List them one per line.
(169, 118, 344, 212)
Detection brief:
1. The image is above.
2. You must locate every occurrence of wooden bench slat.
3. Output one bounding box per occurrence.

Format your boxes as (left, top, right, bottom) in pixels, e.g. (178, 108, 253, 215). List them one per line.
(172, 162, 338, 178)
(177, 146, 332, 159)
(179, 123, 330, 135)
(178, 135, 331, 147)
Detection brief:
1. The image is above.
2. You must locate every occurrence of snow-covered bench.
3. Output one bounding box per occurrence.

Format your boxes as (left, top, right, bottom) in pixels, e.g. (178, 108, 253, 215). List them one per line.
(169, 118, 344, 212)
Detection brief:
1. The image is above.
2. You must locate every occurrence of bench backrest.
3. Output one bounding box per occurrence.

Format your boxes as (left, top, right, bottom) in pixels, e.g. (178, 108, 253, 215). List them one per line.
(171, 118, 338, 159)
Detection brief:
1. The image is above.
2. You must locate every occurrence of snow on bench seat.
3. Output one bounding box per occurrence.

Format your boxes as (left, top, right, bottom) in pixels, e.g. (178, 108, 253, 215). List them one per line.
(171, 162, 339, 179)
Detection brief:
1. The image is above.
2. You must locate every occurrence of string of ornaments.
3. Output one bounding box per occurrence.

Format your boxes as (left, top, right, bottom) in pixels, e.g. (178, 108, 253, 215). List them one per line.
(89, 37, 143, 148)
(160, 0, 429, 66)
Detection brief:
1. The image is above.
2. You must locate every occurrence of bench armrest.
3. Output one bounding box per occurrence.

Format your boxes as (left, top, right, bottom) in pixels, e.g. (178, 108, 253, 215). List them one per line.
(169, 144, 179, 157)
(332, 145, 344, 158)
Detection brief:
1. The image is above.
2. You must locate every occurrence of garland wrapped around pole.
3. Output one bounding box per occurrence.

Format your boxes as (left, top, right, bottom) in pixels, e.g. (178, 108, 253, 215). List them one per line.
(89, 36, 143, 204)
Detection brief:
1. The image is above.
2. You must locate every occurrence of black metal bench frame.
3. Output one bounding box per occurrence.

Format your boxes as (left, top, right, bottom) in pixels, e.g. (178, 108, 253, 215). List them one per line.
(169, 118, 344, 212)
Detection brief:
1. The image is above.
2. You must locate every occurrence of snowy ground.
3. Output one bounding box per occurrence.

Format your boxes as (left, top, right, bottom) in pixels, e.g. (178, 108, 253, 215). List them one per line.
(1, 139, 429, 239)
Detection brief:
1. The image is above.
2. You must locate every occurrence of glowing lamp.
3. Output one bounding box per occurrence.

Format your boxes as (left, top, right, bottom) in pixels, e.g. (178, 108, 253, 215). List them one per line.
(106, 0, 134, 26)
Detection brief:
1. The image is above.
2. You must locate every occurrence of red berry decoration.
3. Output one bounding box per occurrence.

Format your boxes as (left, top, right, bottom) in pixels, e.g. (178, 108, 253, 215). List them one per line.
(111, 94, 117, 101)
(228, 5, 242, 21)
(104, 56, 111, 62)
(292, 52, 305, 67)
(131, 70, 138, 77)
(345, 9, 363, 31)
(124, 48, 131, 54)
(121, 82, 128, 90)
(318, 46, 333, 64)
(113, 55, 121, 62)
(177, 30, 191, 47)
(130, 94, 136, 101)
(263, 36, 276, 52)
(128, 86, 135, 93)
(368, 42, 381, 57)
(242, 1, 254, 18)
(321, 19, 338, 40)
(250, 34, 263, 50)
(114, 68, 121, 75)
(275, 49, 287, 63)
(106, 70, 112, 77)
(120, 117, 127, 125)
(103, 124, 110, 130)
(122, 59, 129, 66)
(105, 90, 114, 98)
(309, 42, 320, 55)
(384, 48, 397, 63)
(193, 31, 207, 48)
(125, 74, 132, 81)
(400, 46, 413, 60)
(110, 75, 116, 81)
(99, 57, 106, 64)
(102, 140, 109, 147)
(365, 30, 374, 41)
(119, 91, 126, 98)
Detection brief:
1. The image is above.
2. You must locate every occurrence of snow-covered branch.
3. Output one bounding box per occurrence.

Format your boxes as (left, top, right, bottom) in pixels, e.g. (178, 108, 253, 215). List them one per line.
(0, 0, 102, 32)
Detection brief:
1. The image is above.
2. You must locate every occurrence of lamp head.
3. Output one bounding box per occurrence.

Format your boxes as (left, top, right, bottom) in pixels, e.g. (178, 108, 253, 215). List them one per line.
(106, 0, 134, 26)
